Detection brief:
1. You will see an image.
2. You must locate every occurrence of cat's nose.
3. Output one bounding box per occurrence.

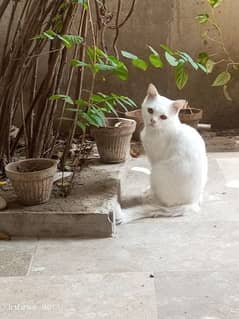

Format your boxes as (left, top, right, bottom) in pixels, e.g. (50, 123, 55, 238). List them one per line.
(151, 118, 156, 125)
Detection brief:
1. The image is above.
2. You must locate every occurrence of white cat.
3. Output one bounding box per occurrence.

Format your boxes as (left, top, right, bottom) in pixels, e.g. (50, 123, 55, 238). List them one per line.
(118, 84, 208, 223)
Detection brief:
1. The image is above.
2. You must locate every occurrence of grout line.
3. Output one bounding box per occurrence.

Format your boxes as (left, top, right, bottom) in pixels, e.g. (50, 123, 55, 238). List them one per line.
(152, 273, 159, 319)
(26, 238, 39, 276)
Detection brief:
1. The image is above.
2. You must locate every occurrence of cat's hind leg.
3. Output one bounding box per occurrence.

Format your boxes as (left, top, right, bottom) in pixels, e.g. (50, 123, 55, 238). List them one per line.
(116, 206, 150, 224)
(117, 202, 186, 224)
(150, 202, 200, 218)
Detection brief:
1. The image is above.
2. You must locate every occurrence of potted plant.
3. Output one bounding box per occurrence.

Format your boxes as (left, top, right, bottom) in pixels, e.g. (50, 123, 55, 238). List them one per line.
(194, 0, 236, 100)
(48, 42, 137, 162)
(91, 117, 136, 163)
(120, 46, 206, 134)
(0, 0, 138, 199)
(124, 109, 144, 141)
(5, 158, 57, 205)
(178, 102, 203, 129)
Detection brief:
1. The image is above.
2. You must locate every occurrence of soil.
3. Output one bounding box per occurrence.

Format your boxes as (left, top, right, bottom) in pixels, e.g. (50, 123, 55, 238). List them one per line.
(0, 161, 121, 213)
(16, 165, 49, 173)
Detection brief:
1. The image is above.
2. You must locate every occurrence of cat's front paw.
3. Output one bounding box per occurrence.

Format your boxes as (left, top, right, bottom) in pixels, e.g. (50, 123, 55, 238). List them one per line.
(115, 201, 124, 225)
(115, 211, 132, 225)
(150, 210, 184, 218)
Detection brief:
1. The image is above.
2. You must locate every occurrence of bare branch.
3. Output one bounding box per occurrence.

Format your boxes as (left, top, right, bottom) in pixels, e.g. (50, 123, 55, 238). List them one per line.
(113, 0, 122, 58)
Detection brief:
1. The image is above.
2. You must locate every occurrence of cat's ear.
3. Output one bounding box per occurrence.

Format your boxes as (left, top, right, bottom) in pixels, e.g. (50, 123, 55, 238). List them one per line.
(172, 99, 187, 113)
(147, 83, 159, 99)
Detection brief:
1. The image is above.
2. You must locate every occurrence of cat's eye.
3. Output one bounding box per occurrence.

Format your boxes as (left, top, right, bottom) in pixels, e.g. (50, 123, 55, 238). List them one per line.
(160, 114, 168, 120)
(148, 108, 154, 114)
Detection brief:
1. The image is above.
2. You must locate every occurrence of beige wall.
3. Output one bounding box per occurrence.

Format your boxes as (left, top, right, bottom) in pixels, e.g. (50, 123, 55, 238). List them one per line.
(1, 1, 239, 128)
(101, 0, 239, 129)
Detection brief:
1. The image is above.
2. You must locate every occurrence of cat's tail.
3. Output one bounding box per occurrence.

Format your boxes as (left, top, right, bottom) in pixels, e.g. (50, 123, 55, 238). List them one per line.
(150, 202, 200, 217)
(117, 202, 199, 225)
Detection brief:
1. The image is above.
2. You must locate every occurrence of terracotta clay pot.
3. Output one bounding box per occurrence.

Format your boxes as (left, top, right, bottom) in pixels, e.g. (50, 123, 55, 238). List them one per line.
(91, 117, 136, 163)
(125, 109, 144, 141)
(179, 108, 203, 129)
(5, 158, 57, 205)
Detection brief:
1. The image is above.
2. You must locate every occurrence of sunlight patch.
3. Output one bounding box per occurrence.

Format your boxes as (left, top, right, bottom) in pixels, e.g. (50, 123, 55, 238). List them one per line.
(226, 180, 239, 188)
(131, 167, 150, 175)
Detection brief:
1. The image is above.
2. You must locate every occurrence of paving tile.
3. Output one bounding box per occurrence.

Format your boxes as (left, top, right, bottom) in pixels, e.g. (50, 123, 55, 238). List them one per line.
(121, 154, 239, 221)
(0, 272, 157, 319)
(0, 251, 32, 277)
(29, 219, 239, 275)
(155, 271, 239, 319)
(0, 239, 37, 277)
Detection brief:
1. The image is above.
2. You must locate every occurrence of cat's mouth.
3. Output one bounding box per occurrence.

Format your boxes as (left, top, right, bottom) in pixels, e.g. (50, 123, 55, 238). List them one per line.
(149, 123, 157, 128)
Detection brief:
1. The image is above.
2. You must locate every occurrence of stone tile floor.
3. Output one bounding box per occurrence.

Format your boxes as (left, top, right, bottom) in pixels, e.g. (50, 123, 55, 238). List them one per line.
(201, 129, 239, 152)
(1, 131, 239, 318)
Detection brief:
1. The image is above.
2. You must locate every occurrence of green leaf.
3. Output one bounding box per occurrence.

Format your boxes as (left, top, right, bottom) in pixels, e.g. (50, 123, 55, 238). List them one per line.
(33, 29, 56, 40)
(71, 59, 88, 67)
(113, 65, 128, 81)
(86, 109, 105, 127)
(212, 71, 231, 86)
(34, 31, 83, 48)
(125, 96, 136, 107)
(121, 50, 138, 60)
(57, 35, 71, 48)
(195, 14, 209, 24)
(95, 63, 115, 71)
(104, 101, 118, 116)
(197, 52, 209, 66)
(77, 121, 86, 132)
(49, 94, 74, 104)
(107, 55, 119, 66)
(175, 63, 189, 90)
(132, 58, 148, 71)
(206, 59, 216, 73)
(197, 52, 209, 73)
(75, 98, 87, 107)
(160, 44, 175, 55)
(87, 47, 95, 63)
(108, 55, 125, 67)
(165, 52, 178, 66)
(72, 0, 88, 9)
(148, 45, 159, 56)
(91, 106, 106, 120)
(118, 95, 136, 107)
(114, 97, 128, 112)
(223, 85, 232, 101)
(178, 51, 198, 70)
(197, 63, 207, 72)
(149, 54, 163, 68)
(90, 94, 105, 103)
(208, 0, 223, 8)
(57, 35, 83, 48)
(108, 55, 128, 80)
(121, 50, 148, 71)
(82, 112, 99, 127)
(95, 47, 107, 58)
(110, 94, 136, 111)
(232, 64, 239, 71)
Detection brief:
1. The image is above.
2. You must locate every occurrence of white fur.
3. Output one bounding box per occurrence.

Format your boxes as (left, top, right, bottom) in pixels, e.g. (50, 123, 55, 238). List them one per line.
(118, 84, 207, 224)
